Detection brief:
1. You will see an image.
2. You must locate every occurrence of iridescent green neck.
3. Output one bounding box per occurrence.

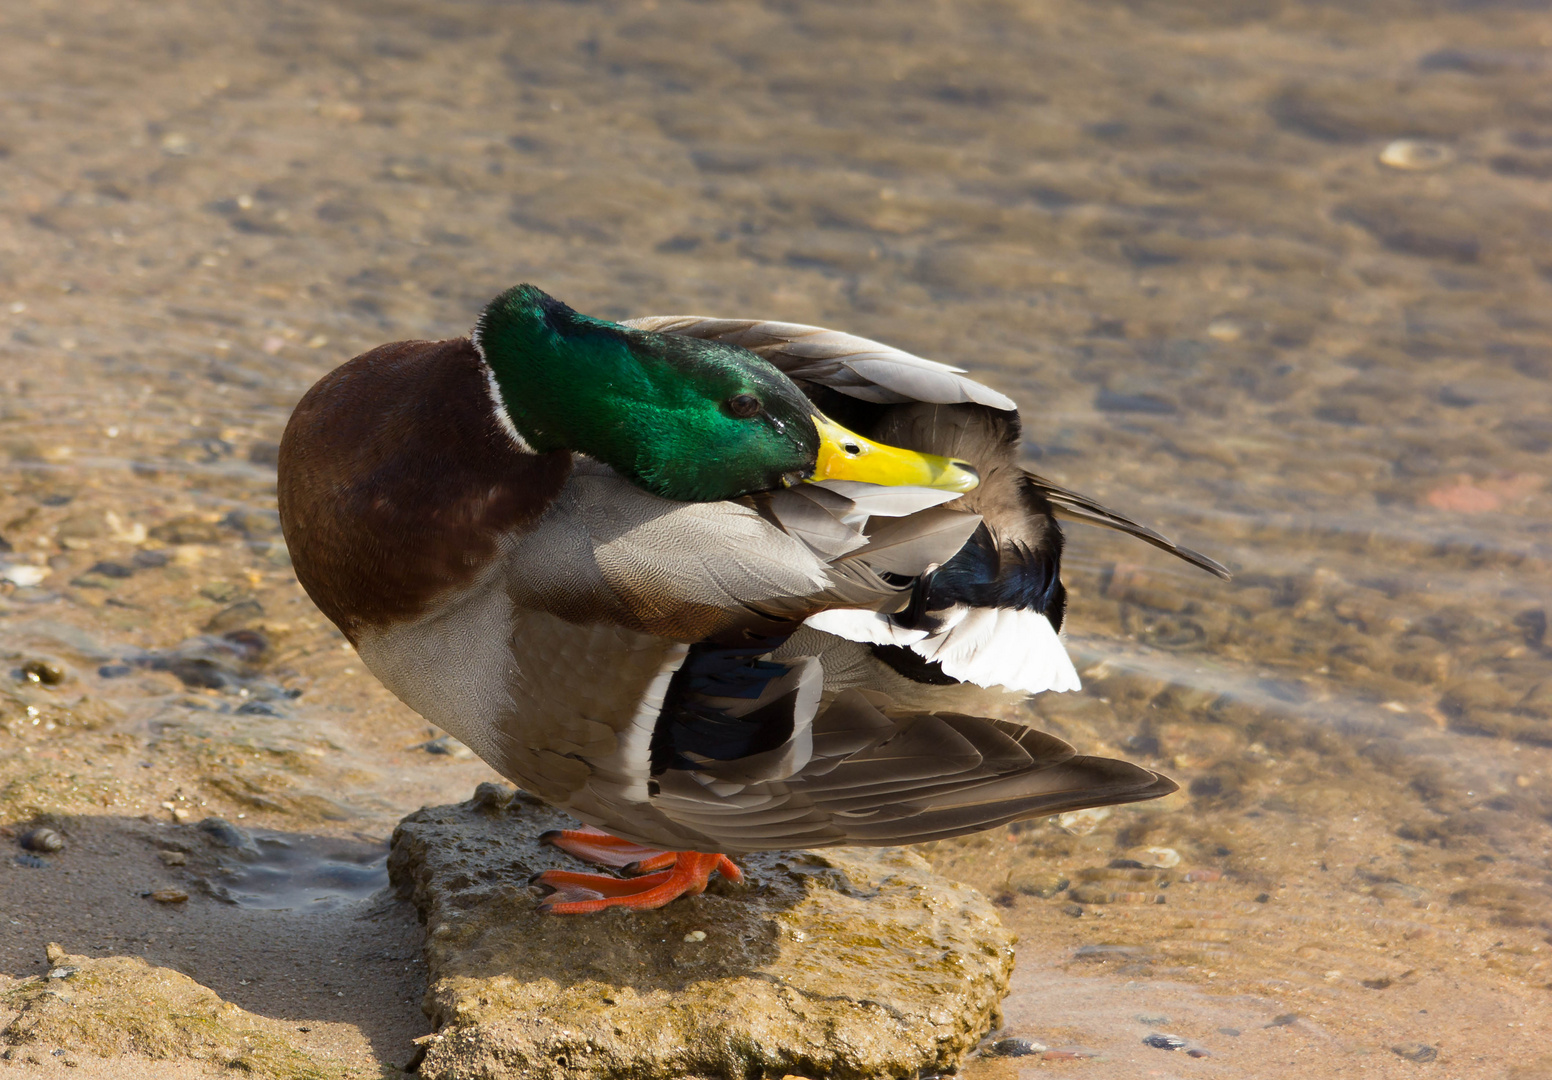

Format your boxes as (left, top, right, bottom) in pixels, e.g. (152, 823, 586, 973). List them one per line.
(473, 285, 819, 501)
(476, 285, 646, 461)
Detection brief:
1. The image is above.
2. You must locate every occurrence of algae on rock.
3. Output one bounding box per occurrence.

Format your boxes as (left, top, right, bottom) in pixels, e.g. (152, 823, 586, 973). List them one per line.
(390, 784, 1016, 1080)
(1, 944, 348, 1079)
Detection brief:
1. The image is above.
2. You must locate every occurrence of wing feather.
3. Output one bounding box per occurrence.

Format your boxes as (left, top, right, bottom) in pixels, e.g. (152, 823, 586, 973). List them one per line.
(622, 315, 1017, 411)
(647, 688, 1174, 851)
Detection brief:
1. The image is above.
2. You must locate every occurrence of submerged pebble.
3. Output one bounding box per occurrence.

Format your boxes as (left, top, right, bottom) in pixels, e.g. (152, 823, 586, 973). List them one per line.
(1392, 1043, 1439, 1063)
(19, 660, 67, 685)
(1132, 846, 1180, 869)
(20, 828, 65, 853)
(1379, 139, 1455, 171)
(1143, 1033, 1188, 1051)
(148, 888, 189, 904)
(0, 564, 48, 587)
(987, 1037, 1046, 1057)
(419, 734, 475, 758)
(1008, 870, 1068, 898)
(1055, 807, 1111, 834)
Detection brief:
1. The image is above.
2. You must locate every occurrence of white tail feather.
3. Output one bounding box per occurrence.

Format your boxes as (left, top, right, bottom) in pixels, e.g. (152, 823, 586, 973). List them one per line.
(808, 603, 1080, 696)
(911, 606, 1080, 694)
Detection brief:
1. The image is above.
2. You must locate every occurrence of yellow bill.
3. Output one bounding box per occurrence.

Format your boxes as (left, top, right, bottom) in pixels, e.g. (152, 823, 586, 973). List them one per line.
(809, 414, 980, 493)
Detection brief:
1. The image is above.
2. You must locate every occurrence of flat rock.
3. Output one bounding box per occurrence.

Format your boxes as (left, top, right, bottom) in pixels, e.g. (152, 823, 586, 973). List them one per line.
(1, 943, 345, 1078)
(389, 784, 1016, 1080)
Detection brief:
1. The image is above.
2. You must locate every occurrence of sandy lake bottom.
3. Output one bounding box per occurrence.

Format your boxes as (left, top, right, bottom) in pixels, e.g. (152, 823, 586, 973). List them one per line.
(1, 0, 1550, 1076)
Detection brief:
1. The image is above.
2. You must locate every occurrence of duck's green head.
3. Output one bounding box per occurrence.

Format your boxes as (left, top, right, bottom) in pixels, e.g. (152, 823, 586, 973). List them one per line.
(475, 285, 979, 502)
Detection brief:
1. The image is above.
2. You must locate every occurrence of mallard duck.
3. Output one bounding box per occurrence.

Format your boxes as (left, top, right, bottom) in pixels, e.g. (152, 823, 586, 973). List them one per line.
(277, 285, 1227, 914)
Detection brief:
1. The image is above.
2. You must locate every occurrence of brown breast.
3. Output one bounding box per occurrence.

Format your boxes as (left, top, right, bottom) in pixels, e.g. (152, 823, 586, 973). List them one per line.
(277, 337, 572, 642)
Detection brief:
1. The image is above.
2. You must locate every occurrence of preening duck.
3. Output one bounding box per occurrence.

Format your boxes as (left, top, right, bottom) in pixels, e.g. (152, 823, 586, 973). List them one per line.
(277, 285, 1228, 914)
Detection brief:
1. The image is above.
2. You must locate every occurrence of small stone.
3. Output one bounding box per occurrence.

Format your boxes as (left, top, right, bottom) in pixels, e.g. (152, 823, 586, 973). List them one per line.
(1060, 902, 1084, 917)
(420, 734, 475, 758)
(158, 850, 187, 867)
(149, 516, 223, 545)
(197, 817, 259, 856)
(683, 930, 707, 943)
(20, 828, 65, 853)
(1379, 139, 1455, 171)
(221, 508, 282, 539)
(1009, 871, 1068, 898)
(1072, 944, 1149, 963)
(98, 664, 132, 678)
(132, 549, 170, 569)
(1392, 1043, 1438, 1063)
(1135, 1014, 1169, 1025)
(149, 889, 189, 904)
(19, 660, 67, 685)
(1519, 679, 1552, 717)
(1143, 1033, 1187, 1051)
(0, 564, 48, 587)
(1131, 846, 1180, 869)
(1267, 1013, 1299, 1027)
(987, 1037, 1045, 1057)
(87, 561, 134, 579)
(468, 781, 514, 812)
(54, 511, 105, 546)
(46, 967, 78, 980)
(1205, 318, 1243, 342)
(203, 599, 265, 634)
(199, 581, 245, 604)
(1055, 807, 1111, 835)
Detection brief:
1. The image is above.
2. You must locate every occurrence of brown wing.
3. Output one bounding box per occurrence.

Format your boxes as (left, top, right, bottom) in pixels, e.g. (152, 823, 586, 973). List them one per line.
(648, 688, 1176, 852)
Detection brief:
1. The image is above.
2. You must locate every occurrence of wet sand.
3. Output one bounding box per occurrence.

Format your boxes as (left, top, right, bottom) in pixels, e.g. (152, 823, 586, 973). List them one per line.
(2, 0, 1550, 1076)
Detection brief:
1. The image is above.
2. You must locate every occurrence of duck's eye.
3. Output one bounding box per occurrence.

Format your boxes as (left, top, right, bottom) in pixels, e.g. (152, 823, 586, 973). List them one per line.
(727, 394, 762, 418)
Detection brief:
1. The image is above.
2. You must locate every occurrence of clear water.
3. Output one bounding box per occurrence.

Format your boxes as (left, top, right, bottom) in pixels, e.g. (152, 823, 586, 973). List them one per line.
(1, 1, 1549, 1075)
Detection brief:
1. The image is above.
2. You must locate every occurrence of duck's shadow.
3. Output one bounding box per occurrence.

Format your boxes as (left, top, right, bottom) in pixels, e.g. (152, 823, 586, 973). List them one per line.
(0, 811, 427, 1071)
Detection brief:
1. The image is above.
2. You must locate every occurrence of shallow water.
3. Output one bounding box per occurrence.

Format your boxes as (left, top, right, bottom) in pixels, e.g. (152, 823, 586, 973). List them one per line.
(1, 0, 1549, 1075)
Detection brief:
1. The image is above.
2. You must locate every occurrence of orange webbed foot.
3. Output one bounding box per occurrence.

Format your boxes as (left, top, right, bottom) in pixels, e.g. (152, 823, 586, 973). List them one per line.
(536, 828, 741, 914)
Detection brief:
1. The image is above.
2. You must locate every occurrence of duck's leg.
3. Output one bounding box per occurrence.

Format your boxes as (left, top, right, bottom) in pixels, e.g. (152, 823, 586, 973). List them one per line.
(535, 827, 741, 914)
